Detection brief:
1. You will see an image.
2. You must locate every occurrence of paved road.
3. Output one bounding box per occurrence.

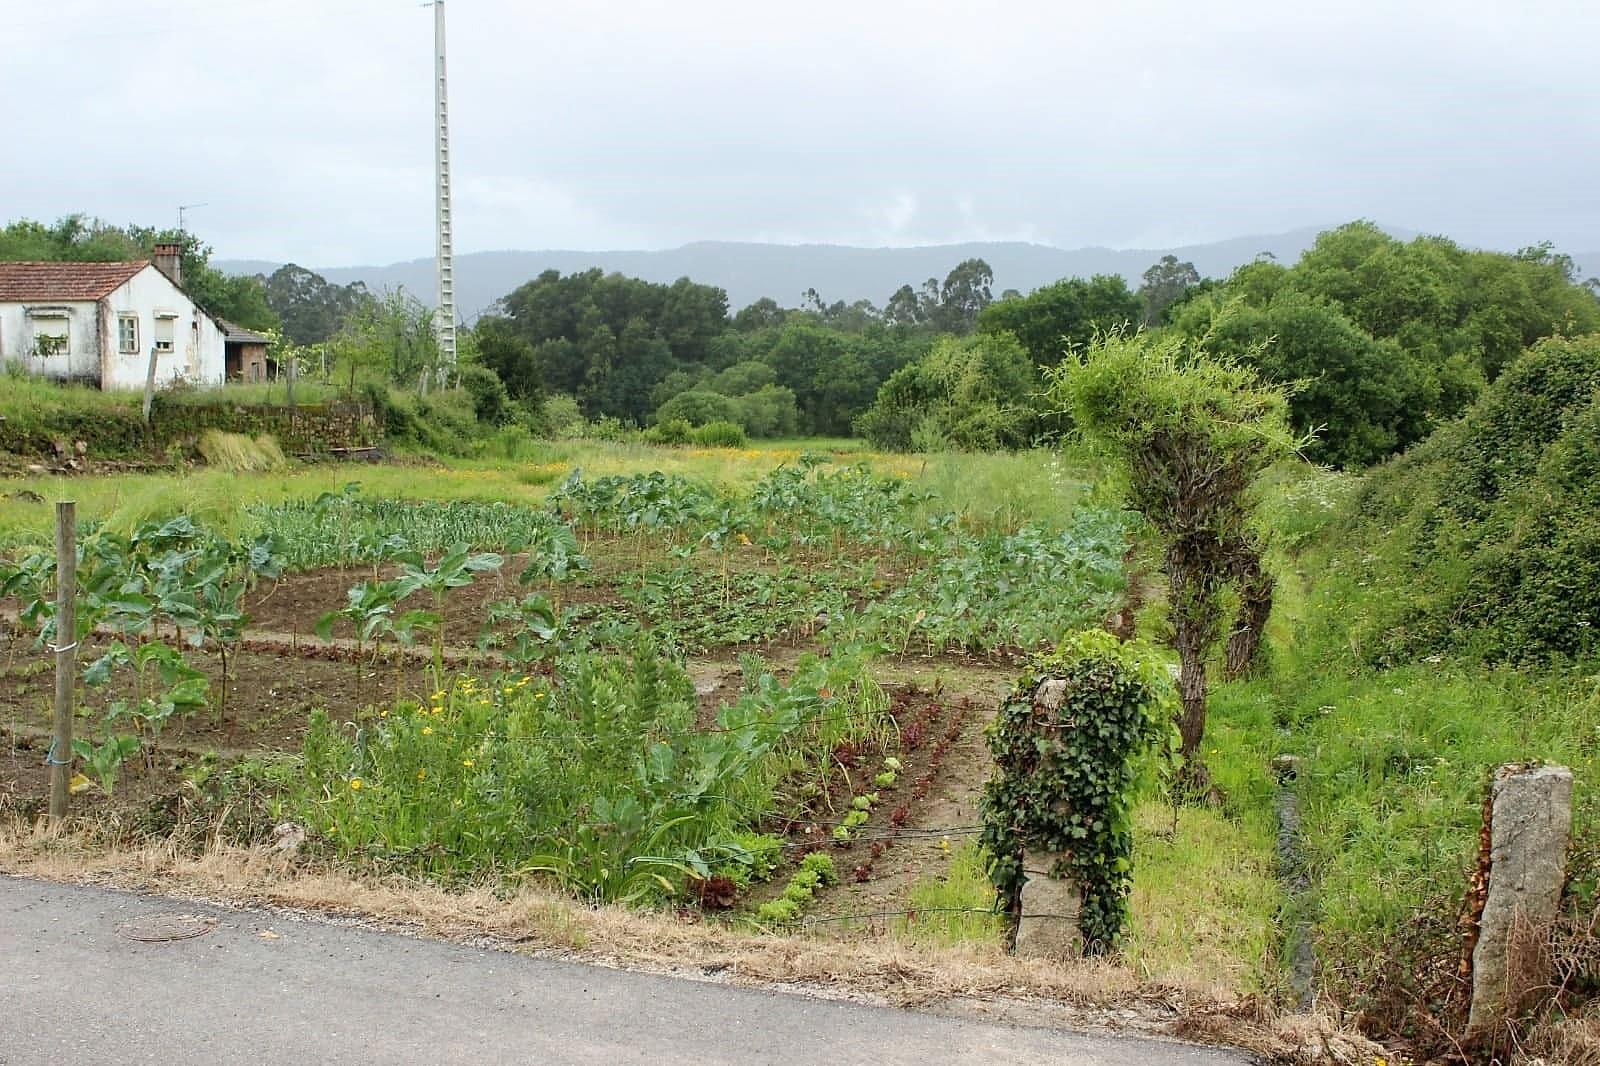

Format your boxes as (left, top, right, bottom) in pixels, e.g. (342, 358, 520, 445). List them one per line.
(0, 876, 1252, 1065)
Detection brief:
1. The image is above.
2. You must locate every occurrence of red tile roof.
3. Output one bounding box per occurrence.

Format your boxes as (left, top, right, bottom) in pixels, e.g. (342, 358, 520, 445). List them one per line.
(0, 260, 150, 302)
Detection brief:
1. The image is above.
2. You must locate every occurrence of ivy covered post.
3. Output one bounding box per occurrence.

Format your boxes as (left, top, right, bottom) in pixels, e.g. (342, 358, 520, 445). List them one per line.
(981, 630, 1174, 956)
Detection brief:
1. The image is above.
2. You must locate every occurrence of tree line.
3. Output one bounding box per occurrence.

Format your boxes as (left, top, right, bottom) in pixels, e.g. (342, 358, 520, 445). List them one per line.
(853, 223, 1599, 465)
(9, 214, 1597, 469)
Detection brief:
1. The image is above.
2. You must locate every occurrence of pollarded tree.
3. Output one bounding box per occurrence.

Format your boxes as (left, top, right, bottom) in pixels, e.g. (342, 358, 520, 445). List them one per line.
(1047, 326, 1304, 789)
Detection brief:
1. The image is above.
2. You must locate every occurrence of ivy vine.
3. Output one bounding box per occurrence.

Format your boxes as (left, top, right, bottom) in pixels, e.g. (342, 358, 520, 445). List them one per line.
(980, 629, 1175, 954)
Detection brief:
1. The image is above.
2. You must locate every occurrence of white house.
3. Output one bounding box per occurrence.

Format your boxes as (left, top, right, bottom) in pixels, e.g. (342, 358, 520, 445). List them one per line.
(0, 243, 234, 390)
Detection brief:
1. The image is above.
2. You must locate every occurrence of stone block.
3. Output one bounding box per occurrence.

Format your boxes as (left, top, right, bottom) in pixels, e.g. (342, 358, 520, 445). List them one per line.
(1014, 850, 1082, 960)
(1468, 763, 1574, 1034)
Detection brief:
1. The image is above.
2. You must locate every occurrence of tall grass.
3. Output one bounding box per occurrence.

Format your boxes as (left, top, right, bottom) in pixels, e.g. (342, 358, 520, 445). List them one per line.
(892, 843, 1005, 945)
(1209, 460, 1600, 1012)
(1, 371, 141, 416)
(159, 380, 347, 407)
(196, 430, 287, 473)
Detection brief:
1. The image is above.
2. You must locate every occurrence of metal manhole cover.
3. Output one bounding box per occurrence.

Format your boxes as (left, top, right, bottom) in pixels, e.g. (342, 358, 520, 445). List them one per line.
(116, 913, 218, 943)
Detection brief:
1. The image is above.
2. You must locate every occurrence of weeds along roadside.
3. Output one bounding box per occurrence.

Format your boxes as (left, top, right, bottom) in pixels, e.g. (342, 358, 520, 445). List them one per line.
(1207, 460, 1600, 1045)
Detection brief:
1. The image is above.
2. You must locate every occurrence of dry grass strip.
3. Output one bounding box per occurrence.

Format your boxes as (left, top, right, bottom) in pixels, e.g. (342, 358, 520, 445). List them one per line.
(0, 820, 1386, 1063)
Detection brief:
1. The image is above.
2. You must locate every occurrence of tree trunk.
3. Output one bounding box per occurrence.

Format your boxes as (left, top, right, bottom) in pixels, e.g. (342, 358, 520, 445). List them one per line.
(1165, 538, 1221, 792)
(1224, 542, 1274, 680)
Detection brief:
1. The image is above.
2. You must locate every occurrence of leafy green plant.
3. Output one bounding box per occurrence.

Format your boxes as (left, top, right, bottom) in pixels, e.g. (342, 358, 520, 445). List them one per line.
(71, 734, 141, 794)
(478, 593, 558, 666)
(757, 852, 838, 925)
(393, 542, 503, 675)
(84, 639, 210, 747)
(288, 639, 875, 904)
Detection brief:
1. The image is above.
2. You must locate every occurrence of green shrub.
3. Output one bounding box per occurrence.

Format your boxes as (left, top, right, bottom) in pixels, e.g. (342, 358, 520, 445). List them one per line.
(655, 389, 735, 427)
(730, 384, 800, 437)
(643, 418, 693, 446)
(457, 364, 511, 425)
(690, 421, 746, 448)
(539, 393, 584, 437)
(855, 332, 1043, 452)
(1329, 332, 1600, 663)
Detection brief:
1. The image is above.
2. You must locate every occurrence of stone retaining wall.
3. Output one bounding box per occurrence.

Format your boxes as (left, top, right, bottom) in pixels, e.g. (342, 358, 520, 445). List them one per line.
(0, 400, 379, 459)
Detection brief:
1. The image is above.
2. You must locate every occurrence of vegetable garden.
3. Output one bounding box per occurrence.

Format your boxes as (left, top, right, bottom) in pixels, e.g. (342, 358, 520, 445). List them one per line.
(0, 454, 1140, 933)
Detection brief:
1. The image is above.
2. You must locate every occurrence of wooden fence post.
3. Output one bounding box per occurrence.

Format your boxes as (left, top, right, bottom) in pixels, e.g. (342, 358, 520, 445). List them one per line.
(48, 500, 77, 825)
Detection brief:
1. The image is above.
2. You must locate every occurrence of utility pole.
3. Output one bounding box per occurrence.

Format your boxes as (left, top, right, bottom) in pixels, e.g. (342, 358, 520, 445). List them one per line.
(430, 0, 458, 381)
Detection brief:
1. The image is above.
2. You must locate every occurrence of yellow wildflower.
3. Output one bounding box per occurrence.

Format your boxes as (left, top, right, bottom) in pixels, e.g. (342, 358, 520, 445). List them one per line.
(422, 726, 433, 736)
(349, 778, 364, 791)
(462, 759, 474, 768)
(416, 769, 427, 780)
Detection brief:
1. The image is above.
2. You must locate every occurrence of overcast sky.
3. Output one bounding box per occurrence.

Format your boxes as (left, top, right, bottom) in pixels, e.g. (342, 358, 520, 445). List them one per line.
(8, 0, 1598, 266)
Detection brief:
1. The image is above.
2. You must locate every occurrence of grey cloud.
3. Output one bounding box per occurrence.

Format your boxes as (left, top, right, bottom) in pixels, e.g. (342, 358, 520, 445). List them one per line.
(6, 0, 1598, 265)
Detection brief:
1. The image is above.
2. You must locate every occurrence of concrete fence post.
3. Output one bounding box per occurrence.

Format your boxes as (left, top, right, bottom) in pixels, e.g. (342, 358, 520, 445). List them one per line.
(1014, 850, 1083, 959)
(1013, 679, 1083, 960)
(1466, 763, 1573, 1036)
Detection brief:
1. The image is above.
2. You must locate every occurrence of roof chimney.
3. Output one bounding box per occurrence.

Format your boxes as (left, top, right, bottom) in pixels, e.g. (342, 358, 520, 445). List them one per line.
(152, 242, 182, 287)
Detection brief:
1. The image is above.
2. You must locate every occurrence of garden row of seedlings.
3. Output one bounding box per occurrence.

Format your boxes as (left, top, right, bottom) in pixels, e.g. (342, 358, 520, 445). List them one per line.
(745, 689, 980, 925)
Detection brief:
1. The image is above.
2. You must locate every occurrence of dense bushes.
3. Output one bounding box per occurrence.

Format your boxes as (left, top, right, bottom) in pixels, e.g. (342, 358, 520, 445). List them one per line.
(651, 383, 794, 440)
(1324, 332, 1600, 663)
(1177, 223, 1599, 466)
(854, 332, 1044, 451)
(655, 389, 736, 428)
(976, 274, 1142, 365)
(1183, 292, 1453, 467)
(362, 382, 482, 456)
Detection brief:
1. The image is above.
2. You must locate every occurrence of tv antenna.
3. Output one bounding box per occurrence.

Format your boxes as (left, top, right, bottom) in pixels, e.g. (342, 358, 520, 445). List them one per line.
(177, 202, 207, 234)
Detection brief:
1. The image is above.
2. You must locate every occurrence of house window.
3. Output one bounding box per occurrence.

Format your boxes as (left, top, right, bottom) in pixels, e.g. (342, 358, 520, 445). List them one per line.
(154, 315, 176, 352)
(30, 318, 69, 358)
(118, 315, 139, 354)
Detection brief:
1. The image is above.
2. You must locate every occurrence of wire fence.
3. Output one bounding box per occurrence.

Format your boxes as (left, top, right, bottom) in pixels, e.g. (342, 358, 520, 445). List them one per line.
(789, 906, 1085, 928)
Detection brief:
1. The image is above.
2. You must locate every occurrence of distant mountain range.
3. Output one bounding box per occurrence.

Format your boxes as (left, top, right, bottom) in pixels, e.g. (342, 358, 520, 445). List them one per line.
(220, 226, 1599, 318)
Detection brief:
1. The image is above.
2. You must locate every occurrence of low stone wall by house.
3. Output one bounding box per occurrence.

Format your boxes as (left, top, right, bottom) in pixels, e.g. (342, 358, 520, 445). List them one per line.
(149, 399, 380, 454)
(0, 400, 379, 462)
